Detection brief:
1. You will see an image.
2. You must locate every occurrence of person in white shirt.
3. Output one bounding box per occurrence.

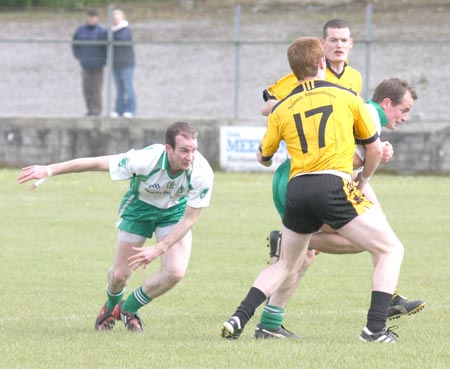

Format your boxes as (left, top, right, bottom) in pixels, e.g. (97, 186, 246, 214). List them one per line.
(18, 122, 214, 333)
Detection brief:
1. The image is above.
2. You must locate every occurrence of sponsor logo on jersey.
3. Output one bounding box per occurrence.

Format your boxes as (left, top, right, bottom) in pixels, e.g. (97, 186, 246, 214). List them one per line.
(147, 183, 161, 189)
(118, 157, 130, 168)
(200, 188, 209, 199)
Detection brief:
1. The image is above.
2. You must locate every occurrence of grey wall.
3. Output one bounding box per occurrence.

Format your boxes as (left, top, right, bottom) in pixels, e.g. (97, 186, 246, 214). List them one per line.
(1, 118, 223, 169)
(381, 125, 450, 175)
(1, 117, 450, 174)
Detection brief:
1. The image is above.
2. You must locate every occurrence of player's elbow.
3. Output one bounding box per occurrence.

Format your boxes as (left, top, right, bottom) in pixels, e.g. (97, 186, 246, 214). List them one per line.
(256, 150, 273, 167)
(259, 158, 273, 167)
(261, 104, 270, 116)
(366, 141, 383, 160)
(260, 99, 277, 116)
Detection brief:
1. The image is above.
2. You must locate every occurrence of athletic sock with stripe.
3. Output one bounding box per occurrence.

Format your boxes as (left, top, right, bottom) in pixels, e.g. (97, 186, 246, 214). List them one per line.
(123, 286, 153, 314)
(260, 304, 285, 330)
(105, 286, 125, 311)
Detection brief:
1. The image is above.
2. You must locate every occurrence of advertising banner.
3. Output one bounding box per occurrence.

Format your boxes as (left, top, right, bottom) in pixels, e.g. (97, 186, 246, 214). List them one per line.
(220, 126, 288, 171)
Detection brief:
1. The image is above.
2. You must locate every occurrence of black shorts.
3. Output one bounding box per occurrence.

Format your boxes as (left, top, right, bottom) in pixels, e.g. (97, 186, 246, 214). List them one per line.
(282, 174, 372, 234)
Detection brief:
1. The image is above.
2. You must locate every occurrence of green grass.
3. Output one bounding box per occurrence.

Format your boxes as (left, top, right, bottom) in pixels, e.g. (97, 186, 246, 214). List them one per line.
(1, 168, 449, 369)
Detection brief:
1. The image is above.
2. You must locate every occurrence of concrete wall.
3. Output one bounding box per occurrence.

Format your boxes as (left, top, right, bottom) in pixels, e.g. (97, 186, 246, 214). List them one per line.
(381, 125, 450, 175)
(1, 117, 224, 169)
(1, 117, 450, 174)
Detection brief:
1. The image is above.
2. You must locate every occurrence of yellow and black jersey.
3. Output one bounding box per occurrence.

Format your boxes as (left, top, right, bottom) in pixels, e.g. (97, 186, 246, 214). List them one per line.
(260, 80, 377, 179)
(324, 61, 362, 94)
(262, 63, 362, 102)
(263, 73, 299, 101)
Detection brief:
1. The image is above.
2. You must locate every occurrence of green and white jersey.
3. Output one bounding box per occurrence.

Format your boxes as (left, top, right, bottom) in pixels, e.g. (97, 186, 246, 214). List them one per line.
(355, 101, 387, 162)
(109, 144, 213, 221)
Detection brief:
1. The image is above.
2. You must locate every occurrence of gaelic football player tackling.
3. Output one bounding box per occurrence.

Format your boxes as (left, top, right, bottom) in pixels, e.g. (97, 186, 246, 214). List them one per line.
(222, 36, 405, 343)
(254, 19, 425, 340)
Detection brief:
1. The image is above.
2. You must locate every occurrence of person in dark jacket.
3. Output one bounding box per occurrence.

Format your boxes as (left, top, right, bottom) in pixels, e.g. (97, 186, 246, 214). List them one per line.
(110, 9, 136, 118)
(72, 9, 107, 116)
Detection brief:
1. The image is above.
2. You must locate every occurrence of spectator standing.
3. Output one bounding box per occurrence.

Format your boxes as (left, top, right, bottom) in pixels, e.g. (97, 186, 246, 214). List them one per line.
(110, 9, 136, 118)
(72, 9, 107, 116)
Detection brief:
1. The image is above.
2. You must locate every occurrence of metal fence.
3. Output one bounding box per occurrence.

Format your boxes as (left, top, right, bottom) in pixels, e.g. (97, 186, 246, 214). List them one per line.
(0, 3, 449, 126)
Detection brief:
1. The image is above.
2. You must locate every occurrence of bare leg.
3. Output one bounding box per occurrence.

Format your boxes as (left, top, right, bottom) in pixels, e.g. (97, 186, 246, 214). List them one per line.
(253, 226, 311, 298)
(310, 231, 364, 254)
(267, 249, 316, 308)
(268, 227, 362, 309)
(108, 238, 145, 293)
(142, 231, 192, 298)
(337, 206, 404, 293)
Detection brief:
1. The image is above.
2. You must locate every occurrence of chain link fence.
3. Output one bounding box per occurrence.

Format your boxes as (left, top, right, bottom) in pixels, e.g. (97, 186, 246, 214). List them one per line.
(0, 3, 449, 127)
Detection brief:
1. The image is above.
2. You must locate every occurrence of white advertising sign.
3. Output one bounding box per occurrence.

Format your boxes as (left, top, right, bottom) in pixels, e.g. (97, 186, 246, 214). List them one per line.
(220, 126, 288, 171)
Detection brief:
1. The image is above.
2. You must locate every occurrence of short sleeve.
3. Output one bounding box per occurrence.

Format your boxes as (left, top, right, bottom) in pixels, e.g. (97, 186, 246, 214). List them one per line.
(186, 154, 214, 208)
(109, 145, 164, 181)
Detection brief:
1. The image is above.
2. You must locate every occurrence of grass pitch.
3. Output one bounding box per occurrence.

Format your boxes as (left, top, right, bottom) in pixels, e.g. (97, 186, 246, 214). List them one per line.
(1, 169, 449, 369)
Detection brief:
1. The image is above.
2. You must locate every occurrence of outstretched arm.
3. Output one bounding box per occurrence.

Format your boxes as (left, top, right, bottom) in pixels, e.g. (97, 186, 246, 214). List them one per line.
(17, 156, 111, 190)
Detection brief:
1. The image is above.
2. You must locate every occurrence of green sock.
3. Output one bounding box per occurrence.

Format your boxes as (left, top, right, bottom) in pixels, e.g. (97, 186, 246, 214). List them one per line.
(260, 304, 285, 330)
(123, 286, 152, 314)
(105, 286, 125, 311)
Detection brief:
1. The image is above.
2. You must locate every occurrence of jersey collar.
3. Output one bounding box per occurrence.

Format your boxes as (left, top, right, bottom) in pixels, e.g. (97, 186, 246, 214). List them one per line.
(161, 149, 191, 179)
(326, 59, 348, 79)
(366, 100, 388, 127)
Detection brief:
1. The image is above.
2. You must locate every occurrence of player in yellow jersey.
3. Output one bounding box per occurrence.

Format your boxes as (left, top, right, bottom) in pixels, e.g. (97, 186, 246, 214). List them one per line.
(261, 18, 362, 115)
(257, 78, 424, 340)
(222, 37, 404, 343)
(254, 20, 424, 340)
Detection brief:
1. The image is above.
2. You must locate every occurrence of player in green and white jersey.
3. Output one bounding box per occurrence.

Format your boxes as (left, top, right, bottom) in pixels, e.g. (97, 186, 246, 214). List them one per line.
(18, 122, 214, 333)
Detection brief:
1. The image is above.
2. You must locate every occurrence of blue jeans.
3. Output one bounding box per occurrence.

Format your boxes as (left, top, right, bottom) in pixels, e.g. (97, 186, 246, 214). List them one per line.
(113, 66, 136, 115)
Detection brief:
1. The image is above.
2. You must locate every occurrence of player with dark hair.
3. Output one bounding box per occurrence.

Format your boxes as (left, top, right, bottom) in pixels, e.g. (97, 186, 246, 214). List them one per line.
(253, 20, 424, 340)
(222, 36, 405, 343)
(18, 122, 214, 333)
(261, 19, 361, 115)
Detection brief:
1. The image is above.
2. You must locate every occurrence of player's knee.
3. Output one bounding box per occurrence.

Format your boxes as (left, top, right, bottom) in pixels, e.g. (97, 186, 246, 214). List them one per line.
(164, 267, 187, 285)
(374, 239, 404, 260)
(276, 258, 300, 280)
(302, 249, 316, 268)
(108, 268, 131, 286)
(393, 241, 405, 260)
